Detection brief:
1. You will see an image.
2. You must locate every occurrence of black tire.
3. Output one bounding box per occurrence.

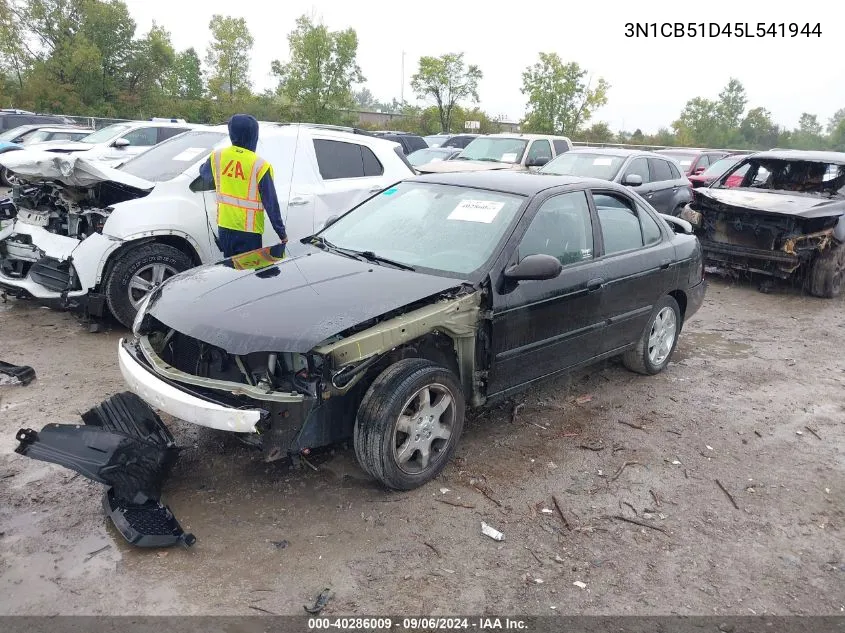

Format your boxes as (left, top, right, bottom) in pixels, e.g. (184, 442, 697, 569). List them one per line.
(0, 167, 11, 187)
(808, 245, 845, 298)
(623, 295, 682, 375)
(354, 358, 465, 490)
(105, 242, 193, 328)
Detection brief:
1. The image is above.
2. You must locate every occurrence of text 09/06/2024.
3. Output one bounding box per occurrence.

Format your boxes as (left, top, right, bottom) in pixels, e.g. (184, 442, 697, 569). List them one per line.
(624, 22, 821, 38)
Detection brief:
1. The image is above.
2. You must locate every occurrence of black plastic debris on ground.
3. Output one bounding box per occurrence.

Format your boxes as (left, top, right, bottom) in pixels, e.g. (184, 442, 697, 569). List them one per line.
(14, 391, 194, 548)
(304, 588, 332, 614)
(0, 361, 36, 386)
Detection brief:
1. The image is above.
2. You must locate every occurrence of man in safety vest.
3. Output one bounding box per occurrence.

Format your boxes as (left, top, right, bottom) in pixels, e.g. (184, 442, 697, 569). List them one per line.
(200, 114, 288, 258)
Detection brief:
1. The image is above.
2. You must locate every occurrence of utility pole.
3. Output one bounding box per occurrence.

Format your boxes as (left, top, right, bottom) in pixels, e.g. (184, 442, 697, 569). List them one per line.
(400, 51, 406, 104)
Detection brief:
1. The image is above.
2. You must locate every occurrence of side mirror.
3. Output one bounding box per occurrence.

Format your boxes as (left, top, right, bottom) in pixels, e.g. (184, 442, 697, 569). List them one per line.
(622, 174, 643, 186)
(113, 138, 130, 148)
(693, 166, 706, 175)
(526, 156, 551, 168)
(659, 213, 694, 234)
(504, 253, 562, 281)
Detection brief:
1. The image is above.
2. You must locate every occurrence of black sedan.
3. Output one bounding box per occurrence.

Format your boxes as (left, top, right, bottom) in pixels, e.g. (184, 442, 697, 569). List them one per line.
(115, 172, 706, 490)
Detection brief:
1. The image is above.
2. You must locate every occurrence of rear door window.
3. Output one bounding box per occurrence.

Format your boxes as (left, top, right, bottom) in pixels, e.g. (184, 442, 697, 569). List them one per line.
(593, 192, 645, 255)
(314, 139, 385, 179)
(648, 158, 673, 183)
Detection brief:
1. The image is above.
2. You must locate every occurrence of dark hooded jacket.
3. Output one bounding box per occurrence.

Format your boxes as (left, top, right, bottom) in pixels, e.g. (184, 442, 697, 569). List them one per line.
(200, 114, 286, 241)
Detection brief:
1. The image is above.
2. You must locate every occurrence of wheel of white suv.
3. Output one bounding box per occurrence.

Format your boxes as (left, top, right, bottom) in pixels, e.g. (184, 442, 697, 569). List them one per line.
(623, 295, 682, 375)
(354, 358, 465, 490)
(105, 243, 193, 328)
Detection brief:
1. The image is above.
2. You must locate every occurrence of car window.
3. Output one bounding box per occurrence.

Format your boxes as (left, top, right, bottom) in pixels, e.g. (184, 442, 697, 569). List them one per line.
(319, 181, 525, 275)
(518, 191, 593, 266)
(637, 202, 663, 245)
(362, 145, 384, 176)
(314, 139, 384, 179)
(552, 140, 569, 155)
(697, 155, 710, 169)
(406, 136, 427, 153)
(158, 127, 189, 143)
(122, 127, 158, 147)
(593, 192, 646, 255)
(667, 161, 682, 179)
(540, 152, 626, 179)
(648, 158, 673, 182)
(526, 140, 552, 164)
(623, 157, 650, 184)
(120, 130, 226, 182)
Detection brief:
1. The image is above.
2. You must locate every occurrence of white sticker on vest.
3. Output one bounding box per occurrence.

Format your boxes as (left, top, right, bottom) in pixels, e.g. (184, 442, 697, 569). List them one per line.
(172, 147, 207, 162)
(447, 199, 505, 223)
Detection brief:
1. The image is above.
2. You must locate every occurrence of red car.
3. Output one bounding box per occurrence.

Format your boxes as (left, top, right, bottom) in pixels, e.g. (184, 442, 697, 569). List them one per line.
(655, 149, 730, 176)
(687, 155, 745, 188)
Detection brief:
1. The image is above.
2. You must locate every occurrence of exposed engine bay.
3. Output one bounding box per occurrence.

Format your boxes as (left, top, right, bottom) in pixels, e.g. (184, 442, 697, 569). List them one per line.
(11, 179, 149, 240)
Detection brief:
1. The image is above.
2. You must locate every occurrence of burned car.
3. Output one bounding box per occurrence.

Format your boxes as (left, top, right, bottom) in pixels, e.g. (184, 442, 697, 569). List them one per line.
(115, 172, 705, 490)
(680, 151, 845, 296)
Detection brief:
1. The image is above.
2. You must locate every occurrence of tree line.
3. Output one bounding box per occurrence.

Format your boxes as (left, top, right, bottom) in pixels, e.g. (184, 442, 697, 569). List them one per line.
(0, 1, 841, 151)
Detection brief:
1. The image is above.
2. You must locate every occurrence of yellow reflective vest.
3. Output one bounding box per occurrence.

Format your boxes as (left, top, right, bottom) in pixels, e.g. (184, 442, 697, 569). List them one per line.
(210, 146, 273, 234)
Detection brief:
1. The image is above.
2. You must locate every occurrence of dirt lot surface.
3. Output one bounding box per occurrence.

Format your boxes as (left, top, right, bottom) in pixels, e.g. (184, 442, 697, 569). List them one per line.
(1, 278, 844, 616)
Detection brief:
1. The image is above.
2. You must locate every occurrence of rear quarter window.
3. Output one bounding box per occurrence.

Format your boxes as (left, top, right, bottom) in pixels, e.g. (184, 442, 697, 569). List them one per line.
(553, 140, 570, 155)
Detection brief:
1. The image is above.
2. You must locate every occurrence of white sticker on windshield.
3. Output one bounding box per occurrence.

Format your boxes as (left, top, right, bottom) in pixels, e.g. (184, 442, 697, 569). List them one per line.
(448, 199, 505, 223)
(172, 147, 207, 162)
(592, 158, 613, 166)
(500, 152, 518, 162)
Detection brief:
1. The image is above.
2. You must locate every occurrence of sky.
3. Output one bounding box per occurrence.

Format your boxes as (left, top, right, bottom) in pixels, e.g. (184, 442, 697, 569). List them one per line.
(125, 0, 844, 133)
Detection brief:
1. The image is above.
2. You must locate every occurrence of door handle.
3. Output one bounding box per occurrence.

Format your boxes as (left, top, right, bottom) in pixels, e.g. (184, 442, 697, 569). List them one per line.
(587, 278, 605, 292)
(289, 196, 308, 206)
(660, 259, 671, 269)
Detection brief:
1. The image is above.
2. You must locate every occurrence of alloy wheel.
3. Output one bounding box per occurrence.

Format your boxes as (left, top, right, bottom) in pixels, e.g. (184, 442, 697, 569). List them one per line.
(647, 307, 677, 366)
(392, 383, 455, 474)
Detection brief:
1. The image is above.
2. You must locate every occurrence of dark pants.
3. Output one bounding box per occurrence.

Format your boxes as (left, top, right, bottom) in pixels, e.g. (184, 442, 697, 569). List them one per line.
(218, 226, 262, 258)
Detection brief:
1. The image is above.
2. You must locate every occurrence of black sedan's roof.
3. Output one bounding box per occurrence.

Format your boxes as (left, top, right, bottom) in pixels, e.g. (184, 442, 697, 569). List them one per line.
(412, 170, 615, 196)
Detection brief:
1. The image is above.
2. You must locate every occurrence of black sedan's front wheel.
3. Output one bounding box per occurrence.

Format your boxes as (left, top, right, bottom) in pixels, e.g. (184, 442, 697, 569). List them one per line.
(354, 359, 465, 490)
(623, 295, 681, 375)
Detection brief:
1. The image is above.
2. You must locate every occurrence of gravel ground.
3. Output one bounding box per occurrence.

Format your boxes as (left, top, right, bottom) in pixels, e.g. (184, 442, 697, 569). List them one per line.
(1, 277, 844, 616)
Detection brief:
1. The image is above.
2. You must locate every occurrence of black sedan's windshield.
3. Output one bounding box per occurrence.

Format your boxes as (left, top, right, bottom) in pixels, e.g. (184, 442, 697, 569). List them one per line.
(318, 182, 525, 275)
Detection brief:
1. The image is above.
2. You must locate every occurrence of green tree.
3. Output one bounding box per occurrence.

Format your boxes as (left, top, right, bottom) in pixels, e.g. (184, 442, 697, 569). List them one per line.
(827, 108, 845, 135)
(81, 0, 135, 101)
(672, 97, 721, 146)
(829, 118, 845, 152)
(0, 0, 34, 90)
(411, 52, 482, 133)
(790, 113, 825, 150)
(168, 47, 203, 99)
(272, 15, 364, 124)
(205, 14, 253, 99)
(353, 87, 375, 109)
(578, 122, 615, 143)
(740, 107, 778, 149)
(716, 78, 747, 128)
(520, 53, 609, 136)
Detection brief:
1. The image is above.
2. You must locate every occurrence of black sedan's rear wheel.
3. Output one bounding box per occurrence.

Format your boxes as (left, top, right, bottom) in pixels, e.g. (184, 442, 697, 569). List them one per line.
(809, 244, 845, 298)
(623, 295, 681, 375)
(354, 358, 465, 490)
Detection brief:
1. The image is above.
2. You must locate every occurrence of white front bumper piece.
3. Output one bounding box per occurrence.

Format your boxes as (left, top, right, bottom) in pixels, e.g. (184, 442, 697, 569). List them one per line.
(118, 339, 263, 433)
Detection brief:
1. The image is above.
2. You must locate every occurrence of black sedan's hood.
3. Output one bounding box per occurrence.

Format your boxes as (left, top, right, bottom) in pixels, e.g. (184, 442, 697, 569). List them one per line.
(147, 247, 465, 354)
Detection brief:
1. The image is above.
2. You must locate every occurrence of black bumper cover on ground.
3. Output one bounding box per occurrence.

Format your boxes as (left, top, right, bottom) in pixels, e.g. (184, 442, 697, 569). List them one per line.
(14, 391, 194, 548)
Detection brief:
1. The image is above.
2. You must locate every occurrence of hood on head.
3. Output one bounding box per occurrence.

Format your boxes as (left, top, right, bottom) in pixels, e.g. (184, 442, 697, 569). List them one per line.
(228, 114, 258, 152)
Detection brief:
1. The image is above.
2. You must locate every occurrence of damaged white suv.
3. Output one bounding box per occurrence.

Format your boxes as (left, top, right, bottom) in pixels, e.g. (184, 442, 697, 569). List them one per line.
(0, 123, 414, 327)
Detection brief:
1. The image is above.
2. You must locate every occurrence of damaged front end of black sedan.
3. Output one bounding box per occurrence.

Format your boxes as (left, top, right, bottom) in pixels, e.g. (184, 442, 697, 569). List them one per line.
(680, 151, 845, 296)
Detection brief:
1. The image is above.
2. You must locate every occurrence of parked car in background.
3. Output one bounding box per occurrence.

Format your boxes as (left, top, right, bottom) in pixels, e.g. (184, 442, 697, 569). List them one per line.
(655, 148, 730, 176)
(424, 134, 452, 147)
(371, 131, 428, 155)
(0, 125, 94, 185)
(17, 120, 195, 168)
(680, 150, 845, 296)
(687, 154, 745, 188)
(417, 133, 573, 174)
(407, 146, 463, 168)
(0, 123, 415, 327)
(441, 134, 479, 149)
(539, 148, 692, 216)
(0, 111, 72, 131)
(120, 171, 705, 489)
